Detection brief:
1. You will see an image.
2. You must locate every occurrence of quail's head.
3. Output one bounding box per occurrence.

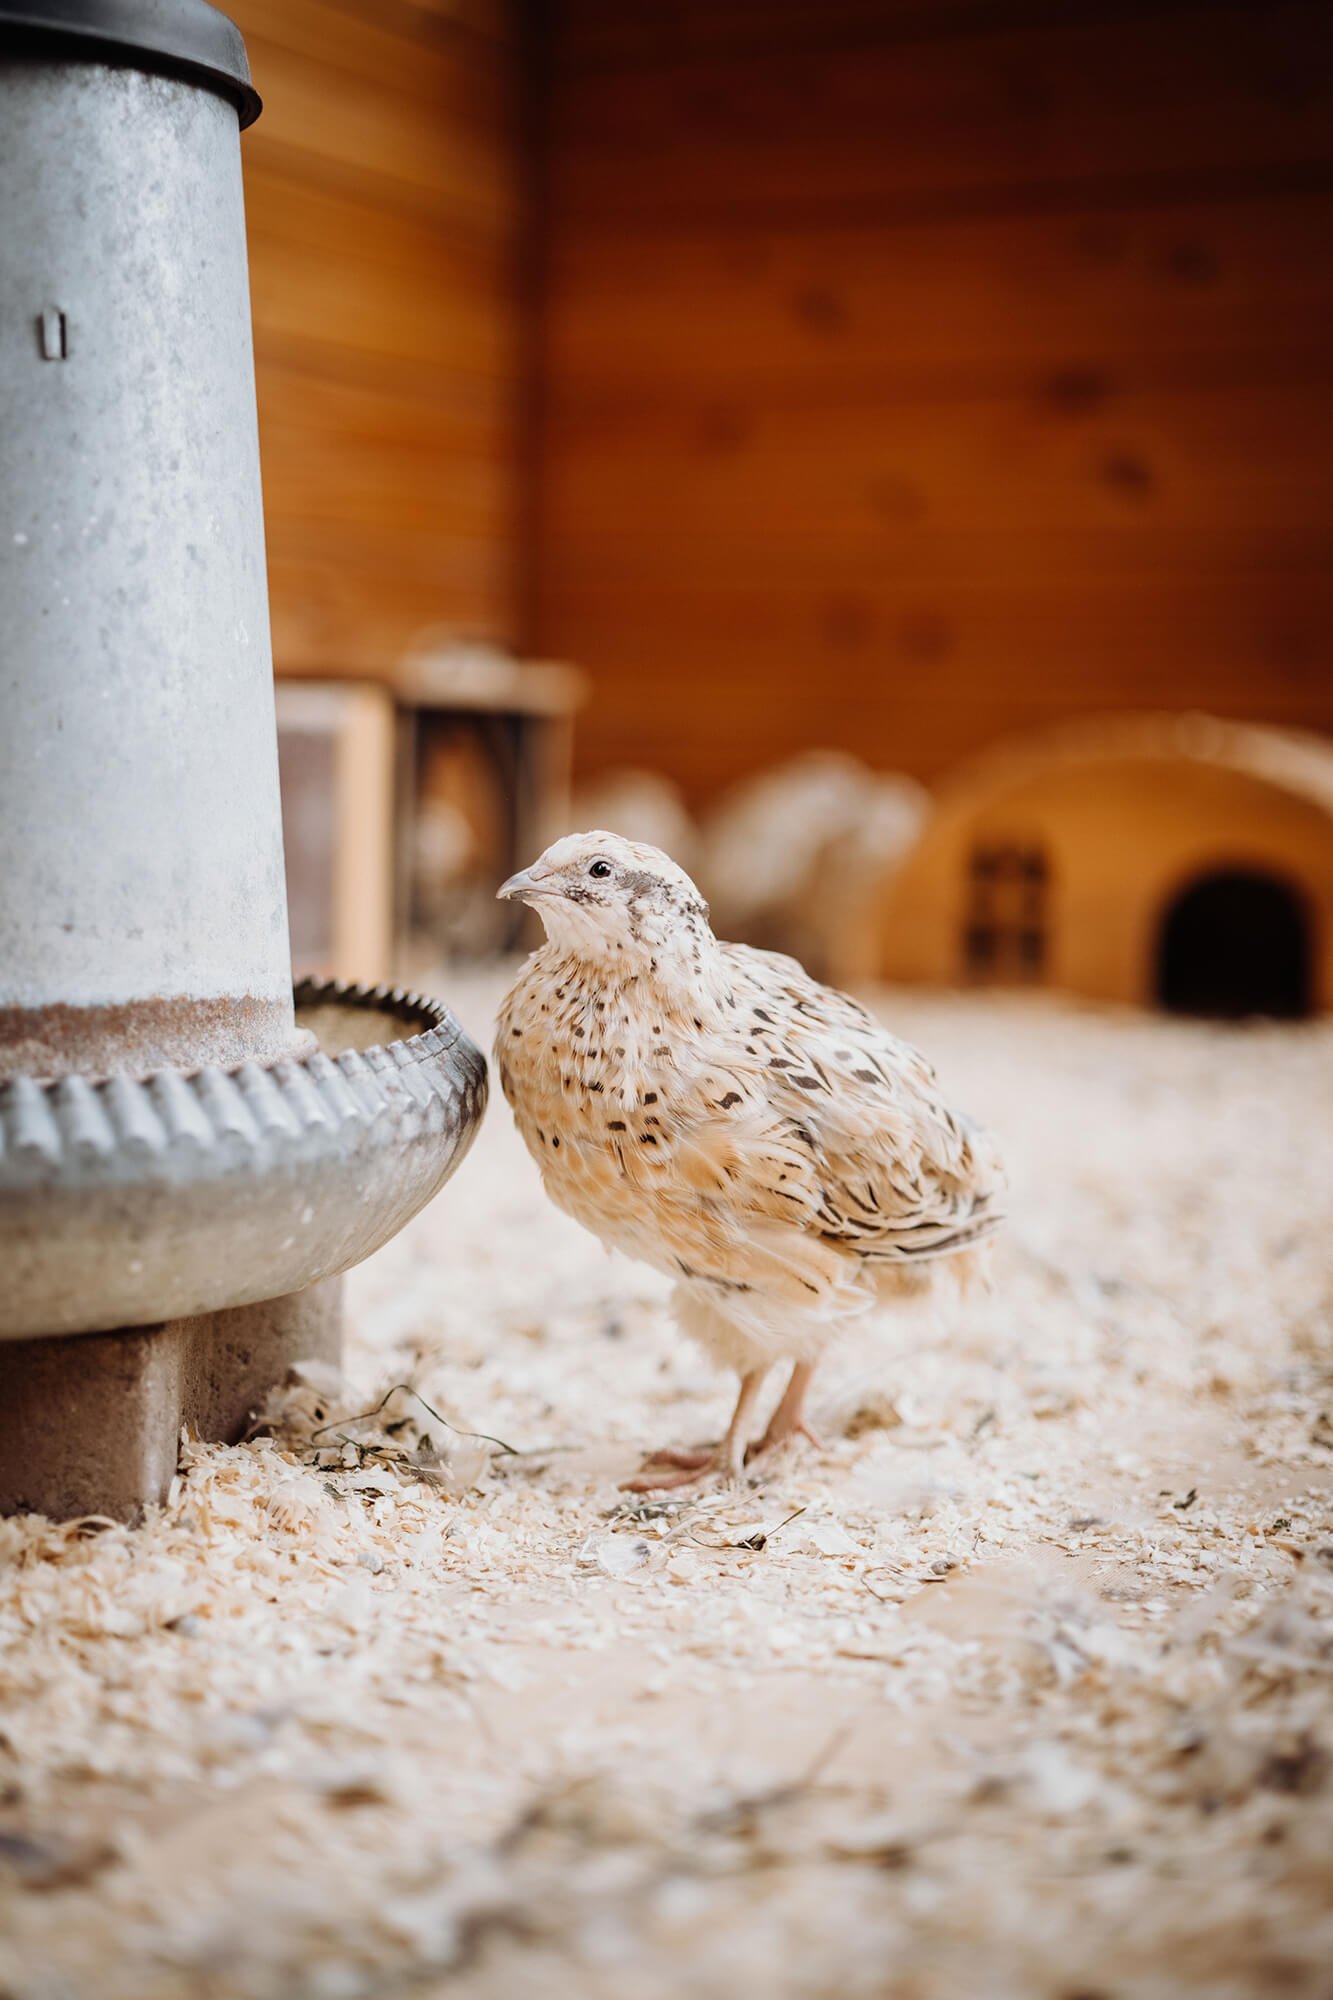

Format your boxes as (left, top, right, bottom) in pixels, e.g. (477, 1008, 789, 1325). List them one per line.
(498, 831, 710, 963)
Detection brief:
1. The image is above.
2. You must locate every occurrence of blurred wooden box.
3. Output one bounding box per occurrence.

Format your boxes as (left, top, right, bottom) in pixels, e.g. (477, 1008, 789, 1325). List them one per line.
(275, 681, 396, 986)
(393, 640, 585, 957)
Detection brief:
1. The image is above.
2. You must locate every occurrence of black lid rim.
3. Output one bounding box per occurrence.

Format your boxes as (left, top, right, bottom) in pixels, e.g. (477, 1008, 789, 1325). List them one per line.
(0, 0, 261, 127)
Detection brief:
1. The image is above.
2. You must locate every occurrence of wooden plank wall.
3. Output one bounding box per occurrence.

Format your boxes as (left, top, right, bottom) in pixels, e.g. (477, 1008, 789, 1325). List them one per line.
(231, 0, 527, 676)
(532, 0, 1333, 803)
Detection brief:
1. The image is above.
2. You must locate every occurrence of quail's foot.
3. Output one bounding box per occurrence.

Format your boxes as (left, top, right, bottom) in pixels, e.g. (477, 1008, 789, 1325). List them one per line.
(744, 1362, 825, 1463)
(744, 1422, 825, 1464)
(619, 1446, 729, 1493)
(620, 1367, 766, 1491)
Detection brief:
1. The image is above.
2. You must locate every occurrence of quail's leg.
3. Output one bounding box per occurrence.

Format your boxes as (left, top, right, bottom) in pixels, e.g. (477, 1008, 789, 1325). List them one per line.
(622, 1368, 767, 1491)
(746, 1360, 824, 1460)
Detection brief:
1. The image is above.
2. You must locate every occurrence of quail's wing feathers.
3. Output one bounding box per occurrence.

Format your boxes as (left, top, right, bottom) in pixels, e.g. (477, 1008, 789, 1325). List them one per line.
(677, 944, 1005, 1272)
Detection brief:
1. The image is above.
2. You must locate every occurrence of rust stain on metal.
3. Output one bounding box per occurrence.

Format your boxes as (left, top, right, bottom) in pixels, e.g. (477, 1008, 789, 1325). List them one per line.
(0, 994, 298, 1081)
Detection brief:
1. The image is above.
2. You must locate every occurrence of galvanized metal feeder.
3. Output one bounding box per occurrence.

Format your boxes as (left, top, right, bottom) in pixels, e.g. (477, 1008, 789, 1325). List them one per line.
(0, 0, 487, 1518)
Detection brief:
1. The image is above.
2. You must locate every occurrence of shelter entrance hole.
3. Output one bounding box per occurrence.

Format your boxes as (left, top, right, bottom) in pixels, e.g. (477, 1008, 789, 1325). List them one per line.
(1156, 869, 1311, 1019)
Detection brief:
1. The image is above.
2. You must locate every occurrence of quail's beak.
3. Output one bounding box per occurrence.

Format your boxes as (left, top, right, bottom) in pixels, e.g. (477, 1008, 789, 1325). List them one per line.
(497, 867, 552, 904)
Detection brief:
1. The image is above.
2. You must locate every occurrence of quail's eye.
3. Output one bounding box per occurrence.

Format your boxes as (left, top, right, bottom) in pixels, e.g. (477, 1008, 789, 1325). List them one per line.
(588, 858, 613, 880)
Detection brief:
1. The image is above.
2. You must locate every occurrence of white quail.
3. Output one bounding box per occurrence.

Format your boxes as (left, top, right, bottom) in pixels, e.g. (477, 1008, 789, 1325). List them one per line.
(496, 832, 1004, 1487)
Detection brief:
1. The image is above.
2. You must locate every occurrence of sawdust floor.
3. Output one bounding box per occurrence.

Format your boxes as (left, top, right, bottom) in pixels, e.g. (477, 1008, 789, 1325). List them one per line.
(2, 978, 1332, 2000)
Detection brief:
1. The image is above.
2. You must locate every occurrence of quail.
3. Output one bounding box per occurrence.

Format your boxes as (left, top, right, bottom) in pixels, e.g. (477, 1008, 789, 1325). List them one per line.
(496, 832, 1004, 1488)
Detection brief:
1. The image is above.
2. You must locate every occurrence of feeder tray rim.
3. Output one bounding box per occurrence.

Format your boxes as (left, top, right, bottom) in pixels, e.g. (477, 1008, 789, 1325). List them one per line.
(292, 974, 465, 1045)
(0, 978, 489, 1341)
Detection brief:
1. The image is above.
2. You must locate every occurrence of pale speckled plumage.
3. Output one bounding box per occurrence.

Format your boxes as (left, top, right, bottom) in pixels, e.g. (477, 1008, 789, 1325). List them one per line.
(495, 832, 1004, 1474)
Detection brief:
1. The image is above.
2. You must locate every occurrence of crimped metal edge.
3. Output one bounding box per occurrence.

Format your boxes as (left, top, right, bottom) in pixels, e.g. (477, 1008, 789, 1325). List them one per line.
(0, 979, 486, 1171)
(0, 978, 488, 1338)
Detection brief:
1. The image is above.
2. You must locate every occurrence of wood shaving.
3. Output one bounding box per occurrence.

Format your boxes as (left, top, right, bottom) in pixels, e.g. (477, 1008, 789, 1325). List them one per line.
(0, 977, 1330, 1999)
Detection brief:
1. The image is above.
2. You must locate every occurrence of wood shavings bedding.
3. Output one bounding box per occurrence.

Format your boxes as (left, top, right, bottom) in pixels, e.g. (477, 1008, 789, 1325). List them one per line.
(0, 978, 1330, 1999)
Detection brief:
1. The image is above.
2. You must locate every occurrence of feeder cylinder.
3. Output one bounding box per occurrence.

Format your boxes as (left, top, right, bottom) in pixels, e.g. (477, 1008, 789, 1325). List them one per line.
(0, 2, 297, 1077)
